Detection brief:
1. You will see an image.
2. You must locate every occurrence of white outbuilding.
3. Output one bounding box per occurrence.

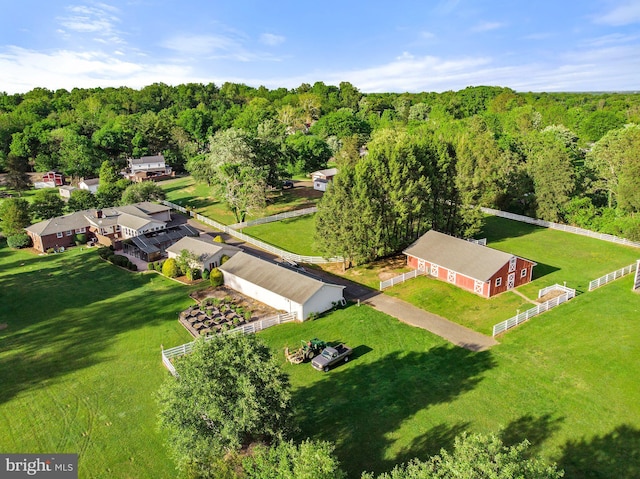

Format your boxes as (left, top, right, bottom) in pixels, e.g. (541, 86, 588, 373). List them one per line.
(218, 252, 345, 320)
(166, 236, 241, 271)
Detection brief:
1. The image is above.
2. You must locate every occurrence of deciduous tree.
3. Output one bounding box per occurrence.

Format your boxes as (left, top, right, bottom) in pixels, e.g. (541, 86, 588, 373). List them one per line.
(0, 198, 31, 235)
(157, 334, 292, 475)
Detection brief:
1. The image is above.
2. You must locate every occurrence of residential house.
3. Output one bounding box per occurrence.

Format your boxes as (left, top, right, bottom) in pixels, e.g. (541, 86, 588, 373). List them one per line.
(123, 154, 173, 182)
(26, 202, 172, 253)
(311, 167, 338, 191)
(403, 230, 536, 298)
(218, 252, 345, 320)
(58, 185, 77, 200)
(79, 178, 100, 194)
(166, 236, 241, 271)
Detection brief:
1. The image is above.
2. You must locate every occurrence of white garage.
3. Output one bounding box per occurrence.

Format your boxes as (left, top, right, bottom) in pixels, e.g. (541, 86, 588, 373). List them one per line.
(218, 252, 345, 320)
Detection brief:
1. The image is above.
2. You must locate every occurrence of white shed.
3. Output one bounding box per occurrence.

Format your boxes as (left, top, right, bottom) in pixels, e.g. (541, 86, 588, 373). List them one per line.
(166, 236, 241, 271)
(218, 252, 345, 320)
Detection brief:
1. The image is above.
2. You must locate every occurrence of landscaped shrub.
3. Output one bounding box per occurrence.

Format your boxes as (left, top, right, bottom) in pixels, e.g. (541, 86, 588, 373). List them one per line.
(74, 233, 88, 245)
(210, 268, 223, 287)
(154, 261, 163, 272)
(147, 262, 155, 270)
(185, 268, 195, 281)
(202, 268, 210, 280)
(244, 311, 252, 321)
(46, 247, 55, 254)
(220, 254, 230, 264)
(162, 258, 179, 278)
(98, 247, 112, 259)
(128, 263, 138, 271)
(191, 268, 201, 280)
(7, 233, 32, 249)
(213, 235, 225, 243)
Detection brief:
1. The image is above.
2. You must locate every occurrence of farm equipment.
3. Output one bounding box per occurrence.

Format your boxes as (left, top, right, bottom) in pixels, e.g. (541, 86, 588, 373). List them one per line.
(285, 338, 327, 364)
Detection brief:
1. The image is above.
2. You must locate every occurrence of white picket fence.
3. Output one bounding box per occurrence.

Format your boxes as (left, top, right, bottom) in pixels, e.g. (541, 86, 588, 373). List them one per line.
(481, 207, 640, 249)
(492, 285, 576, 337)
(588, 263, 638, 291)
(228, 206, 318, 229)
(379, 270, 422, 290)
(163, 201, 343, 264)
(161, 312, 297, 376)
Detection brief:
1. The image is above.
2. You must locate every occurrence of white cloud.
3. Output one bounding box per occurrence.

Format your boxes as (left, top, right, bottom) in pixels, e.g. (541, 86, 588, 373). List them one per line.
(471, 21, 505, 33)
(0, 46, 204, 93)
(595, 1, 640, 26)
(162, 34, 240, 57)
(260, 33, 285, 46)
(57, 2, 125, 44)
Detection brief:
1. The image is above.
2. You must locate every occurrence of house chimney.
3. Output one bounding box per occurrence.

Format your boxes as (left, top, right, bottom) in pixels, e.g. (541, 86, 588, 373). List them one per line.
(96, 209, 103, 218)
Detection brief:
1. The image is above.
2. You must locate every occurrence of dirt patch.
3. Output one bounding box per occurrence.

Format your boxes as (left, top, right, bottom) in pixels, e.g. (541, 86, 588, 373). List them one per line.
(537, 289, 565, 303)
(374, 255, 411, 280)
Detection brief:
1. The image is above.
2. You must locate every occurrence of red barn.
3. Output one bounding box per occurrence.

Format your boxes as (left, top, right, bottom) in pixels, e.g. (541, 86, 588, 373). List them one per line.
(403, 230, 536, 298)
(42, 171, 64, 186)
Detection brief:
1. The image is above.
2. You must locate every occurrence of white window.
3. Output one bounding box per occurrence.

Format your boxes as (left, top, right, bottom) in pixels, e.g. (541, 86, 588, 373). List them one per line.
(116, 225, 121, 232)
(495, 277, 503, 287)
(76, 227, 86, 233)
(521, 268, 527, 278)
(56, 232, 63, 238)
(66, 230, 73, 236)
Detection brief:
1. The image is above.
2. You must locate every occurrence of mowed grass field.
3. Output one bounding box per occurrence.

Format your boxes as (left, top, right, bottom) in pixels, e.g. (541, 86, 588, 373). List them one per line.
(0, 245, 194, 478)
(260, 282, 640, 478)
(158, 176, 321, 225)
(242, 215, 320, 256)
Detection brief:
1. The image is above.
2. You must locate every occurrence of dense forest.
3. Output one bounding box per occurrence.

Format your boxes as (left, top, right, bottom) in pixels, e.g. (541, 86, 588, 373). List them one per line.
(1, 82, 639, 259)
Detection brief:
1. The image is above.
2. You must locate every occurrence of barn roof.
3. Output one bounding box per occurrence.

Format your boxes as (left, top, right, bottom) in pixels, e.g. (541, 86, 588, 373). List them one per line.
(219, 252, 344, 305)
(403, 230, 531, 282)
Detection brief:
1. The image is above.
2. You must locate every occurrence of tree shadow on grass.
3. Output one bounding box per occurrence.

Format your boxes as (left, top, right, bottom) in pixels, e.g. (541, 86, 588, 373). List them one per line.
(0, 249, 194, 405)
(292, 345, 495, 477)
(500, 413, 565, 456)
(556, 424, 640, 479)
(480, 215, 546, 243)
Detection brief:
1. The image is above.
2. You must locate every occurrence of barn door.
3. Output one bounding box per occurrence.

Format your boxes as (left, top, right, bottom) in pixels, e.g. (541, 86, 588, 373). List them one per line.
(507, 272, 515, 289)
(418, 259, 425, 273)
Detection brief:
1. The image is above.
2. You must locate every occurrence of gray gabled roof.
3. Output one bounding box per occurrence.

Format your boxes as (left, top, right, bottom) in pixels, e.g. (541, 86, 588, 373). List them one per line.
(403, 230, 530, 282)
(129, 154, 165, 165)
(219, 252, 344, 305)
(311, 167, 338, 178)
(166, 236, 240, 260)
(25, 211, 89, 236)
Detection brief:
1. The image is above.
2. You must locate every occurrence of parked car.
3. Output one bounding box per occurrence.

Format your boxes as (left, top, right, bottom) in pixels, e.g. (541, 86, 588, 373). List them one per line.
(312, 344, 352, 372)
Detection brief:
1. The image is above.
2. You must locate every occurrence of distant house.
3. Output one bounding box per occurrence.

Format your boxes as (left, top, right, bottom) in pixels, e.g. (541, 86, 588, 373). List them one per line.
(123, 154, 173, 182)
(403, 230, 536, 298)
(58, 185, 77, 200)
(218, 252, 345, 320)
(25, 202, 171, 253)
(166, 236, 241, 271)
(311, 167, 338, 191)
(79, 178, 100, 194)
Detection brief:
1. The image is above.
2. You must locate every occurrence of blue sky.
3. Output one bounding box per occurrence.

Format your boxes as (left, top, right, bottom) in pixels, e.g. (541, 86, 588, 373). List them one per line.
(1, 0, 639, 94)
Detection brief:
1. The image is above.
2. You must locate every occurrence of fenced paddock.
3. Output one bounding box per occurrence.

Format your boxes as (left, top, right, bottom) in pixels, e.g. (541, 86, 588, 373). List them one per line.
(480, 207, 640, 249)
(589, 263, 638, 291)
(228, 206, 318, 229)
(493, 284, 576, 337)
(163, 201, 343, 264)
(161, 312, 296, 376)
(380, 270, 422, 290)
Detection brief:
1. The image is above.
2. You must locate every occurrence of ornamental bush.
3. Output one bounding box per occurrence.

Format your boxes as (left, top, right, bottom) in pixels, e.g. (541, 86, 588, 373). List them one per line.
(210, 268, 223, 287)
(162, 258, 179, 278)
(220, 255, 230, 264)
(202, 268, 210, 280)
(7, 233, 32, 249)
(74, 233, 88, 245)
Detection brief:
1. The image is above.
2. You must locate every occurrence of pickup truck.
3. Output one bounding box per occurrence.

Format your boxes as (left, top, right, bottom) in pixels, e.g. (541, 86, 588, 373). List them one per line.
(312, 344, 352, 372)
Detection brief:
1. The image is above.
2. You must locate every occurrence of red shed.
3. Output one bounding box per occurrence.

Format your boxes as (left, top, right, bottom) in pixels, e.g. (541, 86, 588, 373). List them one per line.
(42, 171, 64, 186)
(403, 230, 536, 298)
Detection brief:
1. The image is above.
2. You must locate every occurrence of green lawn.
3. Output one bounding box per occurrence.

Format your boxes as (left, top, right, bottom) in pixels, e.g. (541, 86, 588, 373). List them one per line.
(242, 215, 320, 256)
(260, 281, 640, 477)
(0, 245, 195, 478)
(158, 176, 321, 225)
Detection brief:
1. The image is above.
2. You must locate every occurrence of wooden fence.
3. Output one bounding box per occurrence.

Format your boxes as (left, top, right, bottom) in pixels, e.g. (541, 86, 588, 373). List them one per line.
(161, 312, 297, 376)
(492, 285, 576, 337)
(379, 270, 422, 290)
(163, 201, 343, 264)
(228, 206, 318, 229)
(588, 263, 638, 291)
(480, 207, 640, 249)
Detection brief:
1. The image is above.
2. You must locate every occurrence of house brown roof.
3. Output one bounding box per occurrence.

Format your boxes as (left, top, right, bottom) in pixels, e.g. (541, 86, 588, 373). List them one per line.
(219, 252, 344, 305)
(403, 230, 530, 281)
